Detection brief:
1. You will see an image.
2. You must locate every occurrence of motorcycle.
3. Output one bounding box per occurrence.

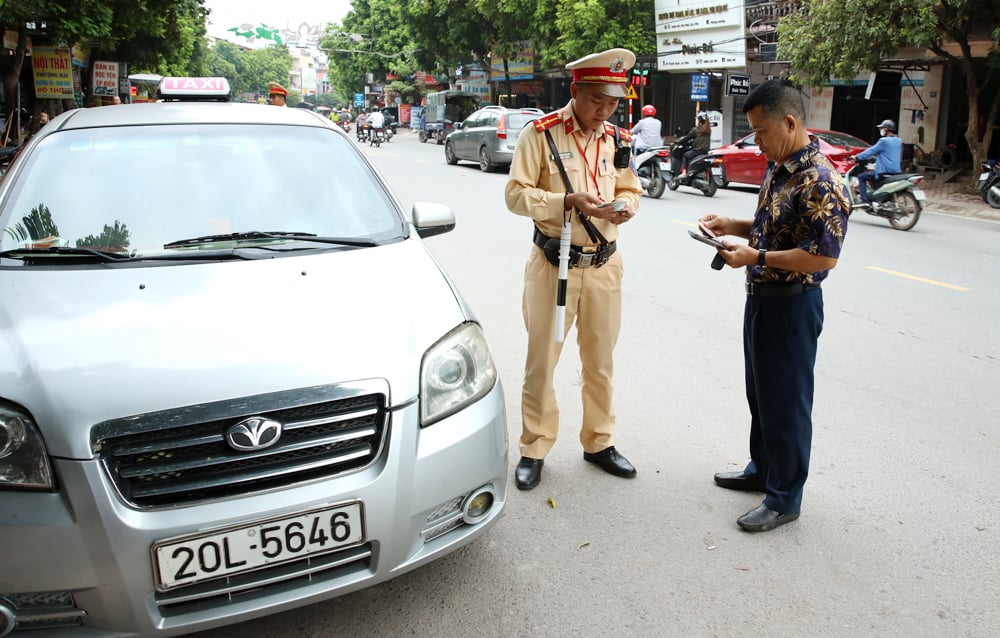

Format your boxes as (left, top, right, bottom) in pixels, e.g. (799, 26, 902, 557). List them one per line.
(844, 159, 925, 231)
(633, 145, 671, 199)
(356, 123, 369, 144)
(369, 125, 386, 148)
(666, 140, 717, 197)
(336, 119, 351, 134)
(978, 159, 1000, 209)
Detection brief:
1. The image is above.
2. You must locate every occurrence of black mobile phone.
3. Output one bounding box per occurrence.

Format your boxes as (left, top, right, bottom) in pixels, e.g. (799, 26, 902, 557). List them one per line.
(688, 229, 726, 249)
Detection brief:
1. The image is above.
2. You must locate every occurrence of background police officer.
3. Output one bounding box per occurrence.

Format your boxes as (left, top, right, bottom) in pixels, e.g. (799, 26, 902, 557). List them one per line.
(505, 48, 643, 490)
(268, 82, 288, 107)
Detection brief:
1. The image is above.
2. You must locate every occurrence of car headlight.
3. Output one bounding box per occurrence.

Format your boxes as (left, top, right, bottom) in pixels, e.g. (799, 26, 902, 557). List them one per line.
(420, 322, 498, 426)
(0, 403, 54, 490)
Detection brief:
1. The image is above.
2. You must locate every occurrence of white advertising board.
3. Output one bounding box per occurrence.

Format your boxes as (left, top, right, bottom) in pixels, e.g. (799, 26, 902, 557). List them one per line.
(654, 0, 746, 71)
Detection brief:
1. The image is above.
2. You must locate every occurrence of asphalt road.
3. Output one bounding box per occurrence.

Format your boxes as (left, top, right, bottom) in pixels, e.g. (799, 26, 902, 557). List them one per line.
(193, 131, 999, 638)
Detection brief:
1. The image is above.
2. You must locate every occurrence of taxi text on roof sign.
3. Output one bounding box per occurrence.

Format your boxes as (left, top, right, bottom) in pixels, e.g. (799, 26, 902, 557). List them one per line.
(157, 76, 232, 101)
(161, 77, 227, 91)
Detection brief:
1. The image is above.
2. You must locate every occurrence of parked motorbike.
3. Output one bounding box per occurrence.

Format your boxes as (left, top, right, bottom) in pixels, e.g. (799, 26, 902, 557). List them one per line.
(633, 146, 671, 198)
(845, 159, 925, 231)
(666, 140, 717, 197)
(978, 159, 1000, 209)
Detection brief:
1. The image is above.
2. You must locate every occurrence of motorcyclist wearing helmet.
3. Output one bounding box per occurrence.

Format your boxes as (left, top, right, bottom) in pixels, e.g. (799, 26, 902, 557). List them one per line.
(367, 106, 386, 139)
(630, 104, 663, 154)
(854, 119, 902, 204)
(671, 112, 711, 175)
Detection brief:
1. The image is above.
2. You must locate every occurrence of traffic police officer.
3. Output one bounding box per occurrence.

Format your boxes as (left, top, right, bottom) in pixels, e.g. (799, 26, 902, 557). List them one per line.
(505, 48, 643, 490)
(268, 82, 288, 107)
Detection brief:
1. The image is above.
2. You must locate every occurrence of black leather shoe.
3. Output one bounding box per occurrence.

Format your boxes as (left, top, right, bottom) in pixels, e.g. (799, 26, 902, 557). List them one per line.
(713, 470, 765, 492)
(583, 446, 636, 478)
(514, 457, 543, 490)
(737, 503, 800, 532)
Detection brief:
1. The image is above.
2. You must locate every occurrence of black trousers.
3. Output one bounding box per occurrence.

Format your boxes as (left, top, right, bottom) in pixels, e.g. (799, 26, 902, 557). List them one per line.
(741, 287, 824, 514)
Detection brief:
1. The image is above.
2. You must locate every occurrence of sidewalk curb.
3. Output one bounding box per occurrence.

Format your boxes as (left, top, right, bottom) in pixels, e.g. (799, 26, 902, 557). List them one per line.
(925, 200, 1000, 223)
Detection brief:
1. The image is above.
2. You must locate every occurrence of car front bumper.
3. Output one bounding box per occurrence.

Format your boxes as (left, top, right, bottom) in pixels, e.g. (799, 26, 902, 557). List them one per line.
(0, 384, 507, 637)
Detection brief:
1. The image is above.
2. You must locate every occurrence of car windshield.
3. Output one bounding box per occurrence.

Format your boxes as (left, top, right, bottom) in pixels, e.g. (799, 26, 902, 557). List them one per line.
(0, 124, 405, 259)
(815, 131, 870, 149)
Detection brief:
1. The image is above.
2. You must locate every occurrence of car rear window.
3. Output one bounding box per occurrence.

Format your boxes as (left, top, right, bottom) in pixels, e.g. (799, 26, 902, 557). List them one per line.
(506, 114, 541, 130)
(0, 124, 405, 256)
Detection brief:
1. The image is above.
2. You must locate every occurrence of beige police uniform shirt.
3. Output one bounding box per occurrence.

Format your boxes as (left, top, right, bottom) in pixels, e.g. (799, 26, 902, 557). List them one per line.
(505, 103, 642, 246)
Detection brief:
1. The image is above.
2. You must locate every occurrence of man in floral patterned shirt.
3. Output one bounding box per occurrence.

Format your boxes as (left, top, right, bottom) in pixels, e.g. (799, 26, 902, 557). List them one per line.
(699, 78, 849, 533)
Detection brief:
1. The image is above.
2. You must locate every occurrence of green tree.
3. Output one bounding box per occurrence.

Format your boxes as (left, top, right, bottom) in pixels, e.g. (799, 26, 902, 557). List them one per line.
(532, 0, 657, 67)
(241, 46, 294, 100)
(322, 0, 419, 103)
(779, 0, 1000, 187)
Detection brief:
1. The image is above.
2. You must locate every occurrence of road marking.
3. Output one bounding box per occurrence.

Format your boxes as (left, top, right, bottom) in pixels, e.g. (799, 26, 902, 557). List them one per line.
(866, 266, 970, 291)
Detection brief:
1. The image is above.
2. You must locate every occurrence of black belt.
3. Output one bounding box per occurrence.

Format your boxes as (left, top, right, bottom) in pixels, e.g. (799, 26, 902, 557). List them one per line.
(533, 228, 616, 269)
(745, 282, 820, 297)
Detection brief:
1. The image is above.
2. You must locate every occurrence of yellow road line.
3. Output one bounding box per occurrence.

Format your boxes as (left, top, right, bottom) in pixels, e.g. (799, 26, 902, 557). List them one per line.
(865, 266, 970, 291)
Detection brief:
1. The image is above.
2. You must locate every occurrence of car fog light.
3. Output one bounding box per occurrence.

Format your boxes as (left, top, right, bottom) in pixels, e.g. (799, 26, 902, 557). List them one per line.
(462, 486, 494, 524)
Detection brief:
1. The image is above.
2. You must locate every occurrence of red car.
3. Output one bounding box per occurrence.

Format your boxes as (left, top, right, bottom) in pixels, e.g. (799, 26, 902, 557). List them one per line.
(708, 129, 870, 187)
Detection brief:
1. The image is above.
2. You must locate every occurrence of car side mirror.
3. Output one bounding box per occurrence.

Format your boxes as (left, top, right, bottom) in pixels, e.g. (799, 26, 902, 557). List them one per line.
(412, 202, 456, 238)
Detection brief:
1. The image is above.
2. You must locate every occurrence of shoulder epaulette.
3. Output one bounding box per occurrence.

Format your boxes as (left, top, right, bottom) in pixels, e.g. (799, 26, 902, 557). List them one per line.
(605, 122, 631, 143)
(533, 111, 563, 132)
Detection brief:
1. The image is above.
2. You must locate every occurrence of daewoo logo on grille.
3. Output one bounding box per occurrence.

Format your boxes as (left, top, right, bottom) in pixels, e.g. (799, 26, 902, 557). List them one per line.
(225, 417, 282, 452)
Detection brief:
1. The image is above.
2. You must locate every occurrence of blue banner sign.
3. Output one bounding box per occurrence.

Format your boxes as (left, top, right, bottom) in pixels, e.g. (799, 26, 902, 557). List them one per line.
(690, 73, 710, 102)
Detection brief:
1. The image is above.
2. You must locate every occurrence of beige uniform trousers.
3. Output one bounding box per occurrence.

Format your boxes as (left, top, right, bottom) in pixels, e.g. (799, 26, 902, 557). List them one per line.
(520, 246, 623, 459)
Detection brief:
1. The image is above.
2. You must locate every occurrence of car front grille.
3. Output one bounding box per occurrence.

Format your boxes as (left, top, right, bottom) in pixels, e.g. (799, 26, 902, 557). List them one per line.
(96, 387, 389, 507)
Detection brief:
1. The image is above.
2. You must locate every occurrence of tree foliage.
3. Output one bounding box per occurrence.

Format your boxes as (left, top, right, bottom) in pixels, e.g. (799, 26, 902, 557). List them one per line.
(779, 0, 1000, 183)
(321, 0, 657, 106)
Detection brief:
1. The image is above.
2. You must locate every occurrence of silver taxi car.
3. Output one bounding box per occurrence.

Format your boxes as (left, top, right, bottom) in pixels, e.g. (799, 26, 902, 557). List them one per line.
(0, 78, 507, 636)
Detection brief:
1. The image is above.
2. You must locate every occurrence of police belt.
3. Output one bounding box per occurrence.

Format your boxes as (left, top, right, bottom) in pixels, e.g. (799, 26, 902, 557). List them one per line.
(533, 228, 616, 269)
(745, 281, 820, 297)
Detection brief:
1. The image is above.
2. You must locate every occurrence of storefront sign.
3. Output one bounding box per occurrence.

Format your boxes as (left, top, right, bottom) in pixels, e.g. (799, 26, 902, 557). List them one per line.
(92, 61, 119, 96)
(726, 72, 750, 96)
(491, 42, 534, 81)
(655, 0, 746, 71)
(31, 47, 74, 99)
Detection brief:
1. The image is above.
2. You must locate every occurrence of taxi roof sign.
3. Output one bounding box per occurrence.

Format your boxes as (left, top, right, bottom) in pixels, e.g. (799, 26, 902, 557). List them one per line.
(157, 77, 232, 102)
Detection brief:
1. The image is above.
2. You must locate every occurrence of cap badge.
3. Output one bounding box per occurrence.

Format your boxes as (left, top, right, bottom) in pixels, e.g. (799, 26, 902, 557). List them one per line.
(610, 58, 625, 73)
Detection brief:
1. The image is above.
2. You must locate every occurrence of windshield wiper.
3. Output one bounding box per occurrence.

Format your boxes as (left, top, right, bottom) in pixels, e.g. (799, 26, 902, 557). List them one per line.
(0, 246, 130, 262)
(163, 231, 380, 249)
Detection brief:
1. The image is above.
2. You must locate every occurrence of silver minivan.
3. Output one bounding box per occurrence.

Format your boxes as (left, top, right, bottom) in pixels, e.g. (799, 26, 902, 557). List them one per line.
(0, 79, 507, 637)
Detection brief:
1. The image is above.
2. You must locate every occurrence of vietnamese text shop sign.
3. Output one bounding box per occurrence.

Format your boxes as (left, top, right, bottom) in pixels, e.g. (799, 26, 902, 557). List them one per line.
(654, 0, 746, 72)
(31, 47, 74, 99)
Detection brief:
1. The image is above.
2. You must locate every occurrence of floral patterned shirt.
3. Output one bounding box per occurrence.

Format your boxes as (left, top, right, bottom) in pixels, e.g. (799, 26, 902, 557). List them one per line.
(748, 138, 850, 285)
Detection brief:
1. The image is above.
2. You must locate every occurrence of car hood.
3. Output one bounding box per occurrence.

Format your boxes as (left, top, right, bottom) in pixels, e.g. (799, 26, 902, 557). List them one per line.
(0, 240, 466, 459)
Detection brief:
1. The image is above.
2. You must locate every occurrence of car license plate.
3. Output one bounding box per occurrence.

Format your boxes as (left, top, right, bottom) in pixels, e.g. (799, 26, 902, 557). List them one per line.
(659, 161, 671, 171)
(711, 166, 723, 175)
(913, 188, 927, 201)
(152, 501, 365, 591)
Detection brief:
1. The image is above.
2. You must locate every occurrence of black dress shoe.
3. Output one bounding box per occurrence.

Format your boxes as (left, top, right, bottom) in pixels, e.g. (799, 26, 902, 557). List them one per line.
(514, 457, 543, 490)
(737, 503, 800, 532)
(583, 446, 636, 478)
(713, 470, 765, 492)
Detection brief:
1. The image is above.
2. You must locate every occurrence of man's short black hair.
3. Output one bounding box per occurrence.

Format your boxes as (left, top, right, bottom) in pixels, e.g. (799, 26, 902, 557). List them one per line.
(742, 78, 805, 122)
